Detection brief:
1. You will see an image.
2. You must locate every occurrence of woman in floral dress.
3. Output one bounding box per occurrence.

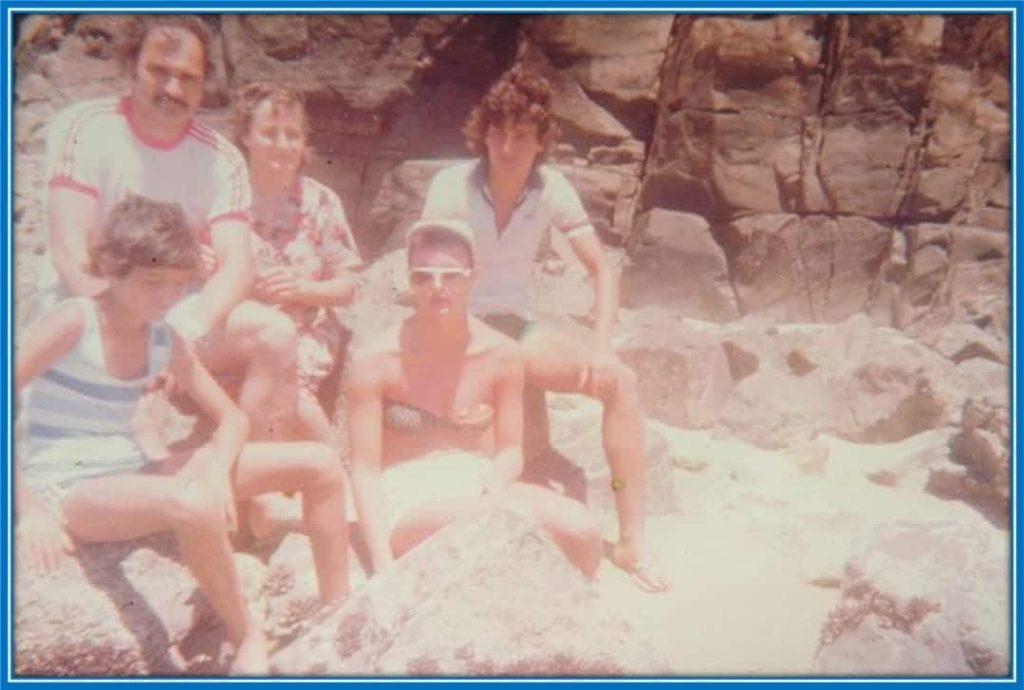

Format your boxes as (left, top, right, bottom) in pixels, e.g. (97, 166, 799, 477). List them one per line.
(232, 81, 362, 444)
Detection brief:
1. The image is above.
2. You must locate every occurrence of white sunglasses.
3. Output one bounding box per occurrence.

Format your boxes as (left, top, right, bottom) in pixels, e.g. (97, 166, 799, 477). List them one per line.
(408, 266, 471, 288)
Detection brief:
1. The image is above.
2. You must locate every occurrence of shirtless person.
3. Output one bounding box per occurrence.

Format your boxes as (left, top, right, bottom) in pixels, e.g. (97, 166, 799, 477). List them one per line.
(346, 220, 601, 577)
(44, 14, 299, 441)
(421, 65, 669, 592)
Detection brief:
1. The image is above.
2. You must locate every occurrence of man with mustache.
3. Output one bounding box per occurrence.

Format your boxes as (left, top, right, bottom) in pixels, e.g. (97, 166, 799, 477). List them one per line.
(43, 15, 301, 444)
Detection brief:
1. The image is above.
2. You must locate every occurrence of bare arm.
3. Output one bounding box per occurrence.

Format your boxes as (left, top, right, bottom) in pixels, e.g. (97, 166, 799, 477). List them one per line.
(346, 351, 395, 574)
(569, 231, 619, 348)
(295, 267, 358, 308)
(190, 220, 254, 336)
(47, 188, 107, 297)
(14, 302, 85, 517)
(167, 330, 249, 466)
(485, 347, 526, 490)
(166, 330, 248, 530)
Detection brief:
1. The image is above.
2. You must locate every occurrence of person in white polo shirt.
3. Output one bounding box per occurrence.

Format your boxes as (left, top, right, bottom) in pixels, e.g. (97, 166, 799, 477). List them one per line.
(421, 65, 670, 593)
(43, 15, 300, 443)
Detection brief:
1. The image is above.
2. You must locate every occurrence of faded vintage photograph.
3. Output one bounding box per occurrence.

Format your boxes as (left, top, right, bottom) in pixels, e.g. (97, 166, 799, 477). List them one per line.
(10, 11, 1012, 677)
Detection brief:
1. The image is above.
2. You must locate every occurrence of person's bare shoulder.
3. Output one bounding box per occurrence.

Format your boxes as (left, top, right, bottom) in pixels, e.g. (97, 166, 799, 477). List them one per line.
(347, 321, 404, 389)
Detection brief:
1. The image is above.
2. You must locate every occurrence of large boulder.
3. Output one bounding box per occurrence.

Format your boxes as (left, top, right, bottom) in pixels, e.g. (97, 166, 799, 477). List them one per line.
(612, 307, 738, 432)
(641, 15, 824, 218)
(814, 520, 1009, 675)
(718, 316, 967, 449)
(721, 214, 893, 323)
(622, 209, 739, 321)
(272, 508, 667, 675)
(899, 223, 1010, 341)
(222, 15, 457, 115)
(926, 395, 1010, 528)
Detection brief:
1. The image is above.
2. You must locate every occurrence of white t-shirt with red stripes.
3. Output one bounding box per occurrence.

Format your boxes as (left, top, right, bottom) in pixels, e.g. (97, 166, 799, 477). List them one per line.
(45, 96, 251, 242)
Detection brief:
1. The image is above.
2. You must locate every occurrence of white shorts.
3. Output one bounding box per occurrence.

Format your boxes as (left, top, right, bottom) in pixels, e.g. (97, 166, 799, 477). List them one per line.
(22, 435, 151, 511)
(382, 452, 493, 529)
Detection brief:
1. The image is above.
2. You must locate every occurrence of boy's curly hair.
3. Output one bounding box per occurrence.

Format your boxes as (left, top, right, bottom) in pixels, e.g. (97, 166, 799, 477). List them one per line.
(88, 195, 200, 278)
(462, 64, 559, 160)
(229, 81, 311, 165)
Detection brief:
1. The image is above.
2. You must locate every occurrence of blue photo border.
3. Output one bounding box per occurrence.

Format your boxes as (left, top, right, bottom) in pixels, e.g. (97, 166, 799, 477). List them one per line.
(0, 0, 1020, 687)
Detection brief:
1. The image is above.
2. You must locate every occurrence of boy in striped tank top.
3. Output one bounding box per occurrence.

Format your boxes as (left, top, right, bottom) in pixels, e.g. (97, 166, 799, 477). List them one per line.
(16, 196, 350, 675)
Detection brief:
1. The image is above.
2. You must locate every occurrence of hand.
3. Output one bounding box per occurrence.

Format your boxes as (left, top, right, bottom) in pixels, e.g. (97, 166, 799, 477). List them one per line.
(578, 345, 620, 399)
(145, 367, 185, 399)
(199, 245, 219, 280)
(253, 267, 302, 305)
(17, 510, 73, 573)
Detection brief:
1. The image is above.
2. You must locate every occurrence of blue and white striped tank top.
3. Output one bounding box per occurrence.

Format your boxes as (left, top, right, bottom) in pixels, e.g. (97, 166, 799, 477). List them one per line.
(24, 297, 172, 451)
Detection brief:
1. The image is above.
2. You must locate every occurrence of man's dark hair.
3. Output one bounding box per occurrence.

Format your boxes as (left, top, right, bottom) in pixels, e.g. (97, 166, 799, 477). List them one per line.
(462, 64, 559, 160)
(89, 195, 200, 278)
(119, 14, 215, 77)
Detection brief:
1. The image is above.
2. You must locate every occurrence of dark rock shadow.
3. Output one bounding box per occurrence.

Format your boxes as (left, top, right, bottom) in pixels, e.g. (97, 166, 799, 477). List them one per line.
(519, 385, 588, 505)
(75, 536, 181, 675)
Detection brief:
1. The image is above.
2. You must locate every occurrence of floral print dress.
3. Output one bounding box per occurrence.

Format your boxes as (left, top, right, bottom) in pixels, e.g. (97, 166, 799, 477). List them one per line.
(250, 175, 361, 393)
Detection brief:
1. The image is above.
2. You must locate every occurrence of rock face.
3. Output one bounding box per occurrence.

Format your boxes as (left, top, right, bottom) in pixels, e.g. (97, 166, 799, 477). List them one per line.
(13, 13, 1008, 336)
(14, 535, 266, 676)
(814, 521, 1009, 675)
(272, 508, 667, 675)
(610, 309, 969, 451)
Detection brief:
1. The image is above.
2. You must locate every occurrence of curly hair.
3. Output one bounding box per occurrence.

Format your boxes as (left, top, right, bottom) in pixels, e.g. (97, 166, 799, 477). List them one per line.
(88, 195, 200, 279)
(118, 14, 215, 78)
(462, 64, 559, 160)
(230, 81, 310, 164)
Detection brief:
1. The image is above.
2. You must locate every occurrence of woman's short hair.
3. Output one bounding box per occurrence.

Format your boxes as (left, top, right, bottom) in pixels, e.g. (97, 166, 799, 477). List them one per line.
(89, 195, 200, 278)
(230, 81, 310, 162)
(462, 64, 559, 160)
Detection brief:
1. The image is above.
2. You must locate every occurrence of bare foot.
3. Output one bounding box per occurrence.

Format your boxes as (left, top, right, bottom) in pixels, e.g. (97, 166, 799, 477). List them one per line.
(229, 627, 270, 676)
(607, 540, 672, 594)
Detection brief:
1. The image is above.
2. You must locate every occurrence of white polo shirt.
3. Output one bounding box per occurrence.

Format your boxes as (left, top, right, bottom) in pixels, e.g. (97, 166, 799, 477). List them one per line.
(45, 96, 251, 241)
(421, 160, 594, 319)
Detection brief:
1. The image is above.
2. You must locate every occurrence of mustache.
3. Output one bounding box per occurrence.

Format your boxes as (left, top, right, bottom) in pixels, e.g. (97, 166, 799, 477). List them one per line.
(154, 94, 188, 109)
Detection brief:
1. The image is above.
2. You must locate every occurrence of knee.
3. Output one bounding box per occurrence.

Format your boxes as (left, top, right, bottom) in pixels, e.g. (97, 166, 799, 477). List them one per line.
(302, 444, 346, 489)
(603, 361, 640, 407)
(170, 480, 226, 532)
(252, 309, 298, 360)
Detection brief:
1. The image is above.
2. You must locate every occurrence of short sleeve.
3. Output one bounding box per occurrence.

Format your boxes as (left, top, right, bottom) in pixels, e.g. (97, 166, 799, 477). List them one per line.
(317, 183, 362, 272)
(45, 103, 103, 199)
(207, 143, 252, 229)
(420, 167, 457, 221)
(547, 169, 594, 239)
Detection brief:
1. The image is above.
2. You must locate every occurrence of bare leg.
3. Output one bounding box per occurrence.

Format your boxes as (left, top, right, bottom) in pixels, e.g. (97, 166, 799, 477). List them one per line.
(231, 442, 349, 603)
(390, 484, 600, 577)
(505, 483, 602, 577)
(197, 301, 299, 442)
(297, 388, 338, 447)
(60, 469, 268, 674)
(521, 325, 670, 592)
(198, 301, 304, 544)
